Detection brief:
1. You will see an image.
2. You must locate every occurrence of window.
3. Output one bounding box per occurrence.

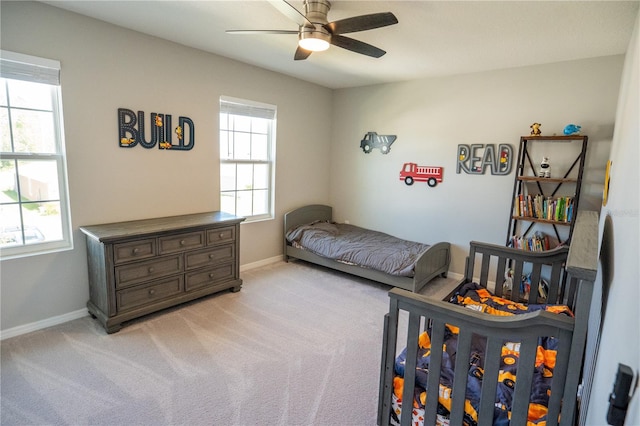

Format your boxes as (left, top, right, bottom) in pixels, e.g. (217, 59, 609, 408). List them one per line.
(219, 96, 276, 221)
(0, 50, 72, 259)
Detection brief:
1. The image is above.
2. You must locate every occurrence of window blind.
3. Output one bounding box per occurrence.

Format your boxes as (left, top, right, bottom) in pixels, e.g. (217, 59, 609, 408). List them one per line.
(0, 50, 60, 85)
(220, 96, 276, 120)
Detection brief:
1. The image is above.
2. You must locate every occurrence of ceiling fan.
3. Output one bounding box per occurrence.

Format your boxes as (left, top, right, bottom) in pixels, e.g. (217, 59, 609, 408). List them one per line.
(226, 0, 398, 60)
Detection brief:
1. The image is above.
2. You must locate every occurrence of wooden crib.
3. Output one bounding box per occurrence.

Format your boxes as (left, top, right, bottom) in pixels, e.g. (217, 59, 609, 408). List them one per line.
(378, 211, 598, 426)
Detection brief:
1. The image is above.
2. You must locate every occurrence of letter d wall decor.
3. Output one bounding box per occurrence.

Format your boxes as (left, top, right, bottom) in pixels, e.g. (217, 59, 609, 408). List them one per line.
(118, 108, 195, 151)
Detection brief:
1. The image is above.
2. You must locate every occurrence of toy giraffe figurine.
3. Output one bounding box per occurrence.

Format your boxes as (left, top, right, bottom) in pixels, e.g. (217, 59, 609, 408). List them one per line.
(530, 122, 542, 136)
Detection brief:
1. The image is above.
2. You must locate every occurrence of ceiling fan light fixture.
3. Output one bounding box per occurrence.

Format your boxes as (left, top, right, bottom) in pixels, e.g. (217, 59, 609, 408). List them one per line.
(298, 26, 331, 52)
(298, 37, 330, 51)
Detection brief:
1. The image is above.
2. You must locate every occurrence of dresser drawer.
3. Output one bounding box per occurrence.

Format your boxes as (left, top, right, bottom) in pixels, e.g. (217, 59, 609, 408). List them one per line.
(115, 255, 183, 289)
(184, 244, 234, 271)
(206, 226, 235, 245)
(116, 276, 184, 312)
(185, 263, 235, 292)
(159, 231, 205, 254)
(113, 238, 156, 264)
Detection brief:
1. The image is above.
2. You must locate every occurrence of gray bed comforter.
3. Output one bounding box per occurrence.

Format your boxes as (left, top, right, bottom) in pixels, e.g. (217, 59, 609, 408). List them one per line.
(285, 221, 431, 277)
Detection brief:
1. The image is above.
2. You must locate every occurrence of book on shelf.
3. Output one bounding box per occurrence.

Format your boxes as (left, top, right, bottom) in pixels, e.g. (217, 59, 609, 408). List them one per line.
(508, 231, 551, 251)
(513, 194, 574, 223)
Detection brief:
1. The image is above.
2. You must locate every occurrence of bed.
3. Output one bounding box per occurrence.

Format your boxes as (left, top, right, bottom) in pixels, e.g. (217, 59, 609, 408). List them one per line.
(377, 210, 599, 426)
(283, 204, 451, 293)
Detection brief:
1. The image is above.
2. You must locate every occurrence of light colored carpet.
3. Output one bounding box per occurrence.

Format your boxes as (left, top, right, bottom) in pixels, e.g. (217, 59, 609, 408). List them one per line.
(1, 260, 459, 426)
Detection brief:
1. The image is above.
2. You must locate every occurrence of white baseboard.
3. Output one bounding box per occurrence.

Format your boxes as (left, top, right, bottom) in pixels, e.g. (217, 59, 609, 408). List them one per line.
(240, 255, 283, 272)
(2, 258, 460, 340)
(1, 308, 88, 341)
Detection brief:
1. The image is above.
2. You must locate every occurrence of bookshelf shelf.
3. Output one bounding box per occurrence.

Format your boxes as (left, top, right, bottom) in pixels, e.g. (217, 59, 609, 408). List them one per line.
(511, 216, 571, 226)
(506, 134, 588, 250)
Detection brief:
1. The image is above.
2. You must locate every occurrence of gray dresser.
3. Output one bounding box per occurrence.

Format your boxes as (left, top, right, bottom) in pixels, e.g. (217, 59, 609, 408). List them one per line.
(80, 211, 245, 333)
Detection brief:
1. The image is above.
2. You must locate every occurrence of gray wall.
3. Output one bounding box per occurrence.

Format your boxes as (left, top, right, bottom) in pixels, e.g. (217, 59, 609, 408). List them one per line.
(0, 1, 332, 331)
(330, 57, 622, 274)
(586, 11, 640, 425)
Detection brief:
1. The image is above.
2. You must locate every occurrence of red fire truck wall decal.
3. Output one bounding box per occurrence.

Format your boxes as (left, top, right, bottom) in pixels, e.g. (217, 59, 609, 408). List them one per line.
(456, 144, 513, 175)
(399, 163, 444, 187)
(360, 132, 397, 154)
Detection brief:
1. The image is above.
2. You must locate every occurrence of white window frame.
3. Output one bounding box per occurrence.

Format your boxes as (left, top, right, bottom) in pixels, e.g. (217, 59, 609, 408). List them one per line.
(219, 96, 276, 222)
(0, 50, 72, 260)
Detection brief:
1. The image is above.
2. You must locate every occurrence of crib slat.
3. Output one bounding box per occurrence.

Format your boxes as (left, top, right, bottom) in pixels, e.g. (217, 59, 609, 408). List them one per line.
(379, 297, 401, 426)
(528, 263, 542, 304)
(400, 311, 422, 426)
(546, 328, 573, 426)
(495, 257, 507, 297)
(547, 262, 563, 303)
(511, 336, 539, 426)
(449, 329, 473, 425)
(479, 253, 490, 287)
(424, 319, 446, 426)
(512, 260, 524, 301)
(477, 335, 503, 425)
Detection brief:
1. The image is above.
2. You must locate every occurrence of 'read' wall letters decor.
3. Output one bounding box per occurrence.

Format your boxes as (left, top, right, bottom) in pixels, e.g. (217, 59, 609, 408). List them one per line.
(118, 108, 195, 151)
(456, 144, 513, 175)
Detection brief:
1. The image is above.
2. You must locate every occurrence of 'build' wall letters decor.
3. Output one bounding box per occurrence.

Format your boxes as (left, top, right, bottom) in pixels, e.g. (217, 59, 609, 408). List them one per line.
(118, 108, 195, 151)
(456, 144, 513, 175)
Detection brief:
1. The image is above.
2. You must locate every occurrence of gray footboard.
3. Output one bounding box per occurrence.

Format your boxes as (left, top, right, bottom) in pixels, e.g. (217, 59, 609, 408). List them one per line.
(377, 211, 599, 426)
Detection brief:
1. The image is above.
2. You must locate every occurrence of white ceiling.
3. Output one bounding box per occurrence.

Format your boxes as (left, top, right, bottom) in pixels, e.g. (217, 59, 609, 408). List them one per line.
(43, 0, 639, 89)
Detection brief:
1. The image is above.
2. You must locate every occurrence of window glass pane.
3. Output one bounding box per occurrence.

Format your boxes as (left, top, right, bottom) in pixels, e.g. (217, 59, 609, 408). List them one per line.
(11, 109, 56, 153)
(22, 201, 62, 244)
(7, 79, 53, 110)
(252, 117, 269, 134)
(0, 203, 21, 247)
(220, 163, 236, 191)
(253, 164, 269, 190)
(234, 132, 251, 160)
(252, 189, 268, 216)
(236, 190, 252, 217)
(220, 112, 229, 130)
(0, 83, 7, 107)
(220, 192, 236, 215)
(0, 159, 18, 202)
(219, 130, 232, 159)
(236, 163, 253, 190)
(233, 115, 251, 132)
(1, 107, 11, 152)
(17, 160, 60, 201)
(251, 134, 268, 161)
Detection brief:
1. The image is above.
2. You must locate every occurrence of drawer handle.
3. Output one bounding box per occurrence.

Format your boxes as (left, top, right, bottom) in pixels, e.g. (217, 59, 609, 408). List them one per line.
(219, 233, 224, 239)
(209, 254, 215, 259)
(148, 289, 156, 296)
(209, 273, 215, 279)
(180, 240, 186, 246)
(132, 248, 139, 255)
(148, 267, 155, 273)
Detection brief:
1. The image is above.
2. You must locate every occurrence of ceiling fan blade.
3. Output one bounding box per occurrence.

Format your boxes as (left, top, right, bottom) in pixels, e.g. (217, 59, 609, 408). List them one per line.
(330, 35, 386, 58)
(325, 12, 398, 35)
(268, 0, 313, 28)
(294, 46, 312, 61)
(226, 30, 299, 35)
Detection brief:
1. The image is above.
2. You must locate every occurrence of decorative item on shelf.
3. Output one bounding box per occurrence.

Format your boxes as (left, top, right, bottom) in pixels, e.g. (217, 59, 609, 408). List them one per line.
(360, 131, 396, 154)
(530, 122, 542, 136)
(538, 157, 551, 178)
(399, 162, 443, 187)
(563, 124, 582, 135)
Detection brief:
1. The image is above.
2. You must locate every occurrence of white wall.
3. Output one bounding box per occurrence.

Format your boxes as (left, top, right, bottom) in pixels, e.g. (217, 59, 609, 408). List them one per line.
(586, 10, 640, 425)
(330, 57, 623, 274)
(0, 1, 332, 332)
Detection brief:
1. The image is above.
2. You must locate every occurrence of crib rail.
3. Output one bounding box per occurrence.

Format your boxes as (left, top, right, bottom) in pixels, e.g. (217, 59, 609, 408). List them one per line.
(378, 290, 575, 426)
